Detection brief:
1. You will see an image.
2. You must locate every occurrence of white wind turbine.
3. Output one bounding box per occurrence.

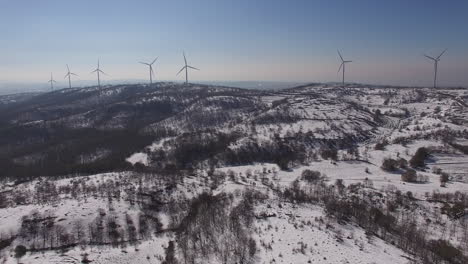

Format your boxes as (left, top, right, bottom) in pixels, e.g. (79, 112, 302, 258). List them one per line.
(48, 73, 57, 90)
(338, 50, 353, 88)
(64, 64, 78, 89)
(177, 52, 199, 84)
(139, 57, 158, 84)
(91, 59, 107, 89)
(337, 50, 352, 88)
(424, 49, 447, 89)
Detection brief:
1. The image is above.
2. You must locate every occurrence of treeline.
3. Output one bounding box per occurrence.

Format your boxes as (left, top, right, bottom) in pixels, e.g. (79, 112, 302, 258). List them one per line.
(175, 192, 258, 264)
(391, 129, 468, 146)
(170, 132, 240, 169)
(155, 130, 362, 172)
(282, 172, 468, 264)
(6, 180, 260, 263)
(449, 142, 468, 154)
(0, 125, 156, 181)
(3, 171, 182, 254)
(1, 171, 183, 211)
(150, 131, 309, 171)
(16, 208, 162, 251)
(224, 139, 307, 170)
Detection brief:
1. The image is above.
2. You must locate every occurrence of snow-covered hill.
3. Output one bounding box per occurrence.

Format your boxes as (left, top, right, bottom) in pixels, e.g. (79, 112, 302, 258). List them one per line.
(0, 83, 467, 263)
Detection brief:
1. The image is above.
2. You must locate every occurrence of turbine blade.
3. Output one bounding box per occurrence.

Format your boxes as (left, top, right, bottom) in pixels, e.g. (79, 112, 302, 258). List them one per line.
(424, 54, 436, 61)
(66, 64, 70, 72)
(151, 57, 158, 65)
(91, 69, 98, 73)
(183, 52, 187, 65)
(437, 49, 447, 60)
(71, 73, 78, 76)
(177, 66, 187, 76)
(64, 73, 70, 79)
(338, 62, 344, 73)
(99, 70, 108, 75)
(337, 50, 344, 61)
(187, 66, 199, 71)
(140, 62, 150, 66)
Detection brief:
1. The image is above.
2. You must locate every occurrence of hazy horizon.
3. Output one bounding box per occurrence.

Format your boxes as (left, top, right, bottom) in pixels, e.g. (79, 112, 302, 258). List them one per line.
(1, 0, 468, 88)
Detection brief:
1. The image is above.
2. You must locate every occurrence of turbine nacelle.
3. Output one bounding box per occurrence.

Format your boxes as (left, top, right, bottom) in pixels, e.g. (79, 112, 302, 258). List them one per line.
(64, 65, 78, 78)
(338, 61, 352, 73)
(91, 60, 107, 75)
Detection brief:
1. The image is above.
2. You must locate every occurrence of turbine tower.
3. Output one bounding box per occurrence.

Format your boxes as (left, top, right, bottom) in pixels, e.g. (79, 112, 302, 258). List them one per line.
(91, 59, 107, 89)
(139, 57, 158, 84)
(177, 52, 199, 84)
(424, 49, 447, 89)
(48, 73, 57, 90)
(337, 50, 352, 88)
(64, 64, 78, 89)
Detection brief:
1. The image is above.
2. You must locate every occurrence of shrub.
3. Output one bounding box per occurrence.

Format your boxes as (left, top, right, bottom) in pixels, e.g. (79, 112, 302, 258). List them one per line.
(81, 254, 92, 264)
(276, 158, 290, 171)
(320, 148, 338, 161)
(363, 177, 373, 188)
(401, 169, 417, 182)
(375, 139, 388, 150)
(440, 173, 450, 184)
(380, 158, 407, 171)
(442, 202, 466, 219)
(409, 147, 429, 168)
(14, 245, 27, 258)
(406, 191, 413, 199)
(428, 239, 463, 263)
(450, 143, 468, 154)
(335, 179, 345, 189)
(301, 170, 322, 183)
(0, 238, 13, 251)
(374, 109, 383, 122)
(432, 167, 442, 175)
(162, 241, 177, 264)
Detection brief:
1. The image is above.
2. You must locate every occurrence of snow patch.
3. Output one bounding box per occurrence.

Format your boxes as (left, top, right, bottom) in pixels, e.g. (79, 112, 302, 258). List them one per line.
(126, 152, 149, 166)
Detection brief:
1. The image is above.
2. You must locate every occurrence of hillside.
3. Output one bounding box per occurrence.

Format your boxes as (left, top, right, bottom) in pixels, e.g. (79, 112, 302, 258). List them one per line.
(0, 83, 467, 264)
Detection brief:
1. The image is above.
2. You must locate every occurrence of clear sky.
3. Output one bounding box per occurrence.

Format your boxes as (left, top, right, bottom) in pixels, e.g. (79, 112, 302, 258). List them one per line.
(1, 0, 468, 87)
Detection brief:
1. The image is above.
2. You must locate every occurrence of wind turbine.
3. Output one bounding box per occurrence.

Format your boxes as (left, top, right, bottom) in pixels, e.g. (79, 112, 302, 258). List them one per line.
(48, 73, 57, 90)
(139, 57, 158, 84)
(91, 59, 107, 89)
(337, 50, 352, 88)
(424, 49, 447, 89)
(177, 52, 199, 84)
(64, 64, 78, 89)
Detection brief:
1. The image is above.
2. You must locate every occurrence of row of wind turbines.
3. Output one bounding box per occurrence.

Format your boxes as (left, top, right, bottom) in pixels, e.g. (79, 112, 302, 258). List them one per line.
(48, 49, 448, 90)
(48, 52, 199, 90)
(337, 49, 447, 89)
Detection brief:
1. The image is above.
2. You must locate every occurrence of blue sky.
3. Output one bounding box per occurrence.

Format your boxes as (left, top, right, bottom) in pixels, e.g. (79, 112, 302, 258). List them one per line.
(1, 0, 468, 87)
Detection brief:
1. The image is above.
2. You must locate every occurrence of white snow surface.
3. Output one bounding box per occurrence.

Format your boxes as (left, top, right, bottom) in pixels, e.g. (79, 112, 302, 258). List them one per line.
(126, 152, 149, 166)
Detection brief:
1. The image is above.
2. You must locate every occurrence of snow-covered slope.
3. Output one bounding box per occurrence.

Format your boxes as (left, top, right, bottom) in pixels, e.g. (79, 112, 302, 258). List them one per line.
(1, 83, 467, 263)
